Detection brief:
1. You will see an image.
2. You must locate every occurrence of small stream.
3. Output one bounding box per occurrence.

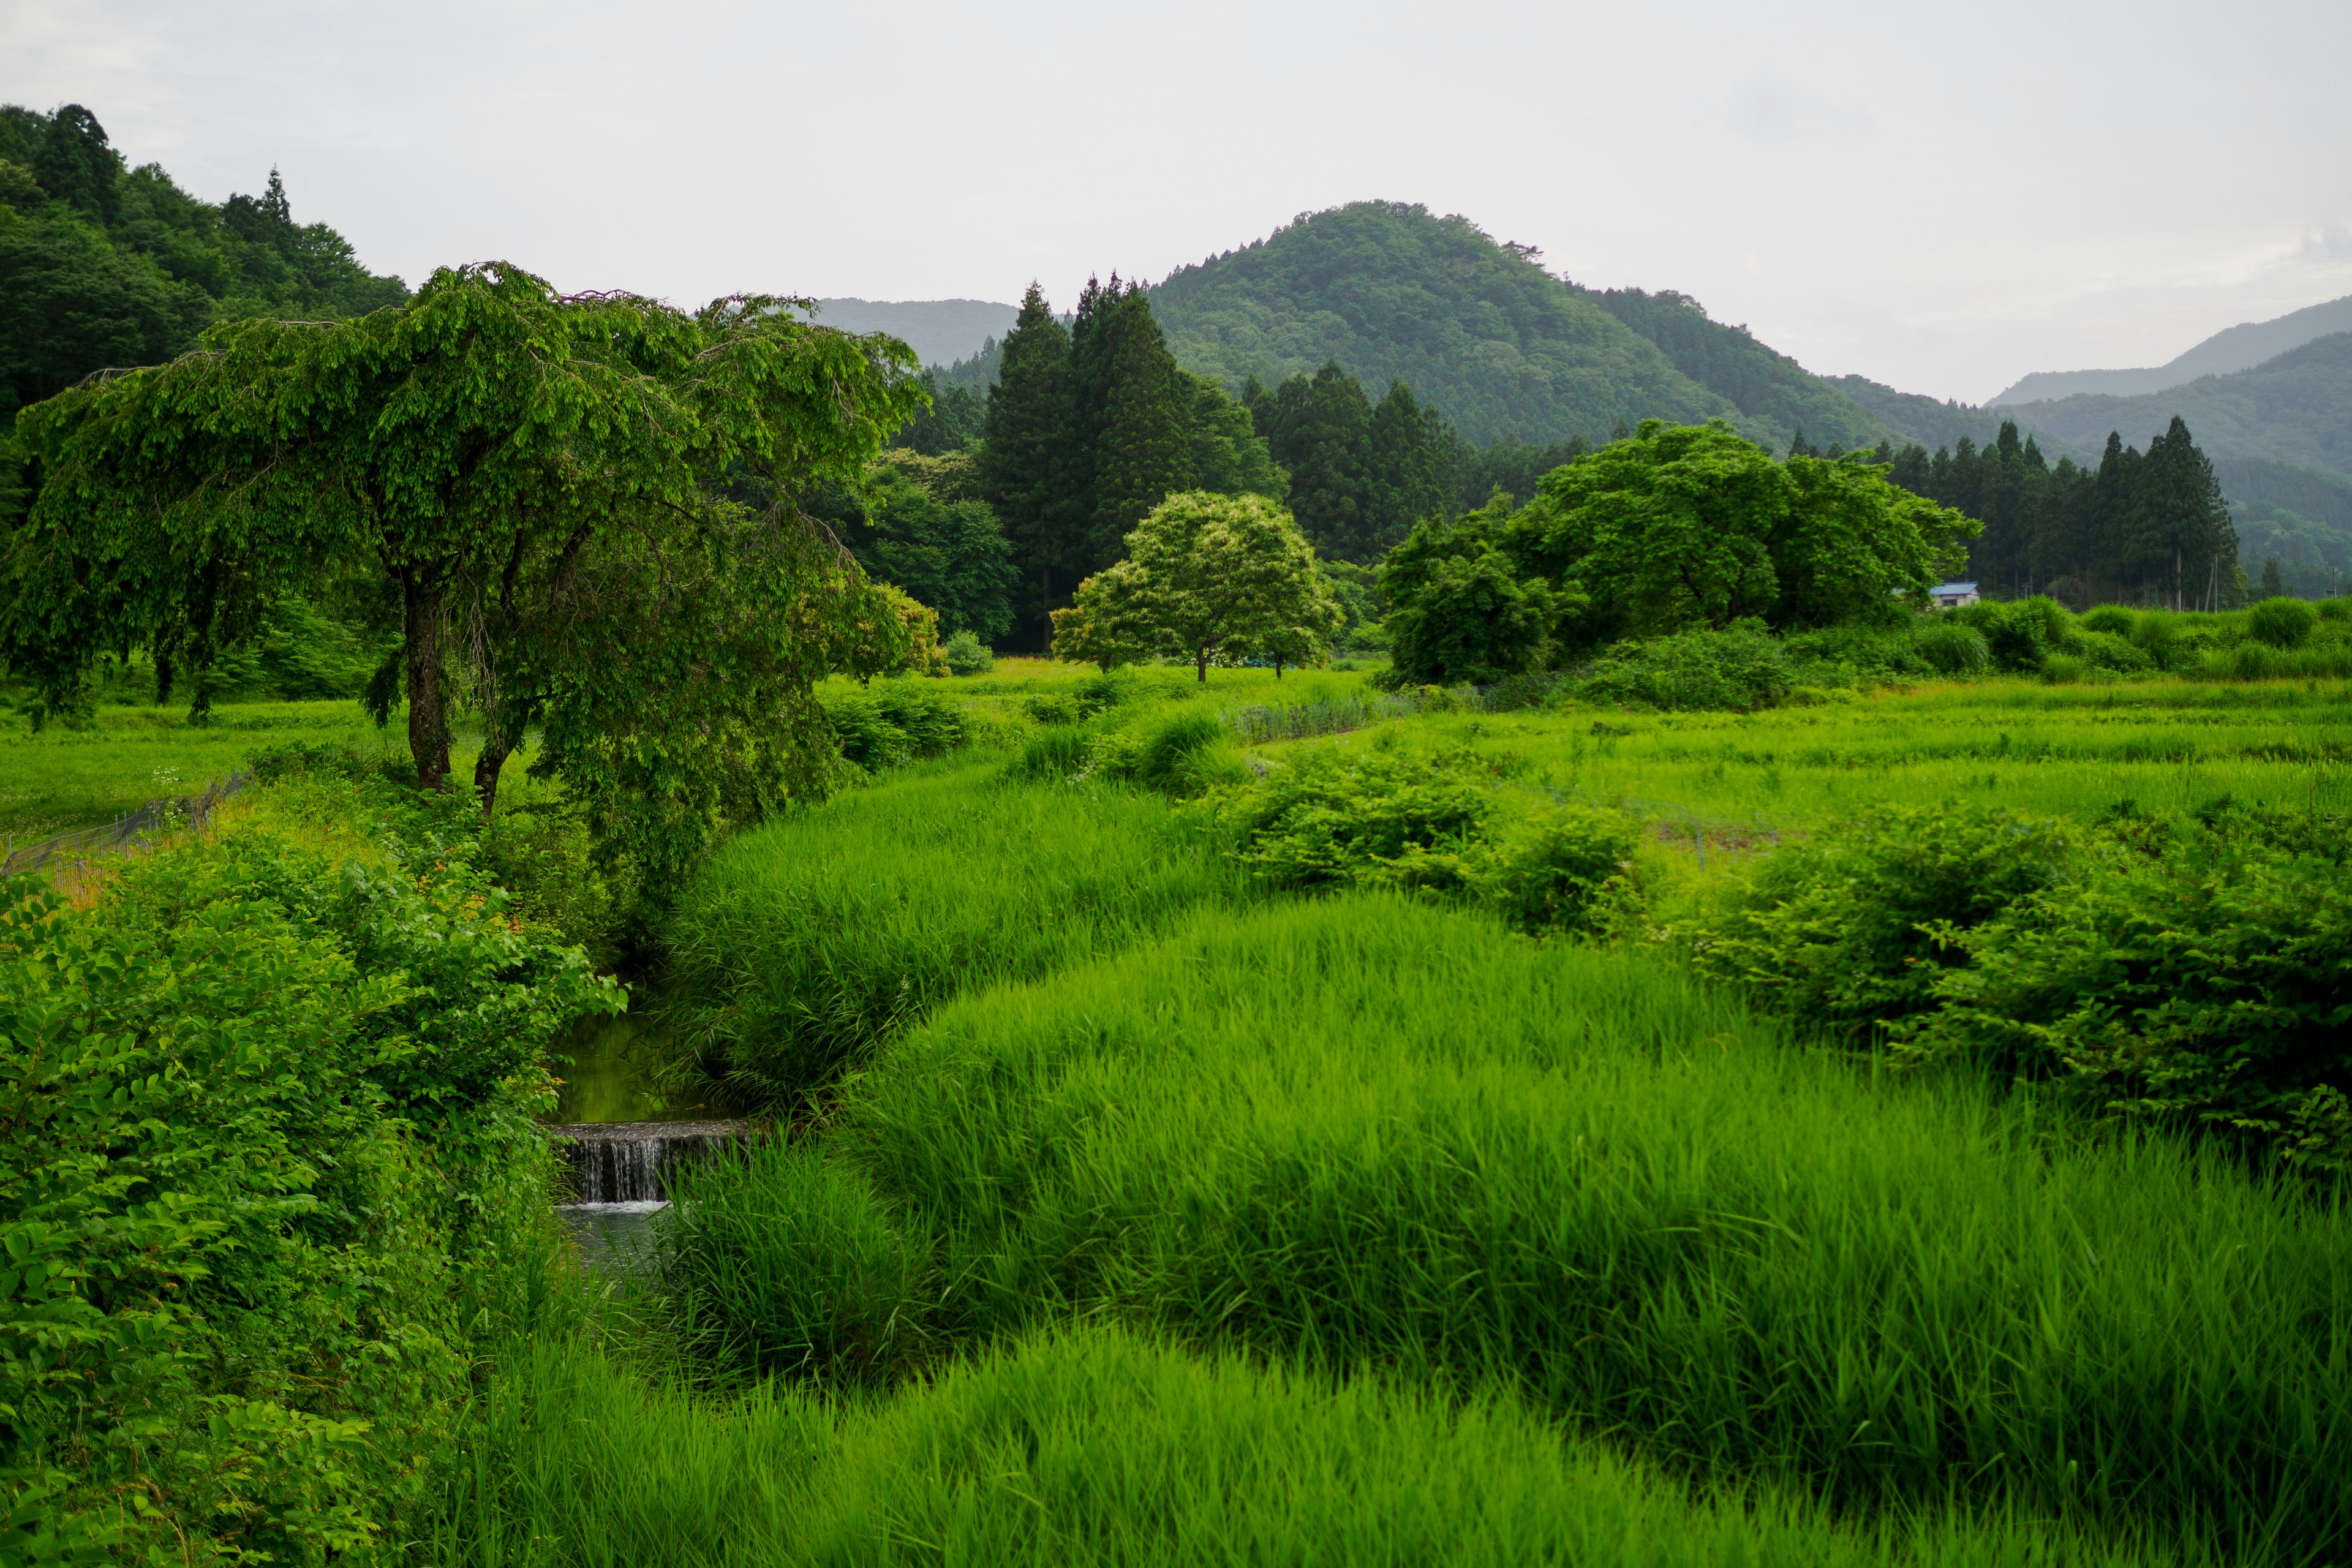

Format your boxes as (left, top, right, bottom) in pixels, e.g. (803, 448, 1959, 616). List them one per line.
(548, 1011, 758, 1265)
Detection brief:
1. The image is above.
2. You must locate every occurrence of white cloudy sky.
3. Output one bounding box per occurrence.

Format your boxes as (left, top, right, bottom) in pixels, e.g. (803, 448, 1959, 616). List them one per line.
(4, 0, 2346, 403)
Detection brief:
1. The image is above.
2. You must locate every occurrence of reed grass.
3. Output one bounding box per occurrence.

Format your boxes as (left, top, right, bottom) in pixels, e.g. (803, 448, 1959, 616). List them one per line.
(423, 1323, 2186, 1567)
(655, 760, 1256, 1104)
(674, 896, 2352, 1561)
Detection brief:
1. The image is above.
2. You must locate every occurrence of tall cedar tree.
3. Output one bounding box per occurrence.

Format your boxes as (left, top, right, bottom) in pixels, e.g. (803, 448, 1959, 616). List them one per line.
(1250, 361, 1458, 561)
(979, 284, 1077, 643)
(1069, 277, 1194, 569)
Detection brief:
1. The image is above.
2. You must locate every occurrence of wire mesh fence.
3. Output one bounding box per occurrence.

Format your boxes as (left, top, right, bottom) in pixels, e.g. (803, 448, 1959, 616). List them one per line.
(2, 771, 254, 881)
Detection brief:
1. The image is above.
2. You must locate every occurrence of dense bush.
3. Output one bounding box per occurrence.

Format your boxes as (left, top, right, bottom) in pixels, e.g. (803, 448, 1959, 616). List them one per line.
(940, 628, 995, 676)
(1133, 712, 1248, 796)
(2247, 595, 2318, 649)
(1213, 747, 1637, 937)
(1911, 618, 1991, 675)
(824, 681, 967, 771)
(1570, 620, 1793, 713)
(1, 804, 616, 1561)
(1677, 804, 2073, 1038)
(1901, 820, 2352, 1174)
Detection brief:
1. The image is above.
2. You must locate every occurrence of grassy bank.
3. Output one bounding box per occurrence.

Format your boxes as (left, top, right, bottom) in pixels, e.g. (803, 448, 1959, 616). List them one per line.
(663, 895, 2352, 1561)
(428, 1321, 2185, 1568)
(657, 758, 1259, 1105)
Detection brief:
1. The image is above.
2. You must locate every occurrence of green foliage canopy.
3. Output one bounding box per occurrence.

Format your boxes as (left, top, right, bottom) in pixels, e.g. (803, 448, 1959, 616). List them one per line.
(1053, 491, 1343, 680)
(1513, 421, 1977, 644)
(5, 262, 925, 884)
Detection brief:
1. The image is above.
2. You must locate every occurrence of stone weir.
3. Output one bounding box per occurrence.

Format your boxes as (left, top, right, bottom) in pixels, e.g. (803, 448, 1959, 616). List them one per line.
(548, 1120, 760, 1204)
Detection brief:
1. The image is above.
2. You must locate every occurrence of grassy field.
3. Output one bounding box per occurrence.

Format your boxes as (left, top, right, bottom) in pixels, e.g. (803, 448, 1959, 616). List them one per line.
(662, 895, 2348, 1558)
(1243, 679, 2352, 830)
(579, 659, 2348, 1566)
(20, 659, 2347, 1561)
(0, 698, 401, 840)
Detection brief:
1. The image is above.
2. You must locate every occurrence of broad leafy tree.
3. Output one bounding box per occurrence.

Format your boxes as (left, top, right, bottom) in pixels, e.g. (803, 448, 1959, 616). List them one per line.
(1380, 496, 1562, 684)
(1052, 491, 1341, 680)
(1511, 420, 1974, 644)
(6, 262, 925, 881)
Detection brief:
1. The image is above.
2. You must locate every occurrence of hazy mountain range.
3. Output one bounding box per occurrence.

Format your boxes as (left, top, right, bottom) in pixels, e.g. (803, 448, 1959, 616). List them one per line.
(1991, 294, 2352, 406)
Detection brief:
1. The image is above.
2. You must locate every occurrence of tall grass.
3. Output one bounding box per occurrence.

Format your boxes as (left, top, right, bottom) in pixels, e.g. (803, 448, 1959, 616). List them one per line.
(424, 1324, 2186, 1567)
(673, 897, 2352, 1560)
(1274, 680, 2352, 829)
(656, 760, 1256, 1105)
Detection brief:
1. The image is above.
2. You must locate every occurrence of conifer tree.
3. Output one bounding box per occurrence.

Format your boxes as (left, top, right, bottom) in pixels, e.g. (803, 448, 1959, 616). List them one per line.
(1069, 278, 1193, 570)
(32, 105, 119, 226)
(980, 283, 1077, 645)
(1257, 362, 1374, 560)
(1363, 380, 1457, 554)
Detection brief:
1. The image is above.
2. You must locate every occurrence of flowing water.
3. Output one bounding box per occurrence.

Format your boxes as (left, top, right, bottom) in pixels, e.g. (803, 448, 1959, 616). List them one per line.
(548, 1011, 757, 1264)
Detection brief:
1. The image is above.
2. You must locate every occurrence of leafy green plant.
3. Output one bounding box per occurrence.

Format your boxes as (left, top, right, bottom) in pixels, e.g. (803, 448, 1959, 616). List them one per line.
(1570, 620, 1794, 713)
(1902, 824, 2352, 1173)
(1676, 802, 2073, 1036)
(0, 793, 617, 1561)
(940, 628, 995, 676)
(1912, 617, 1991, 674)
(2247, 596, 2318, 649)
(1213, 747, 1635, 935)
(824, 682, 967, 771)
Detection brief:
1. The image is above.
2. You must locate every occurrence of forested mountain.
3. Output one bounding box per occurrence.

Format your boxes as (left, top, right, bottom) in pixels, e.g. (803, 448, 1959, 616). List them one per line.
(802, 297, 1016, 368)
(0, 103, 407, 423)
(1992, 293, 2352, 406)
(1831, 374, 2045, 456)
(1981, 334, 2352, 486)
(1586, 287, 1888, 451)
(1146, 203, 1739, 448)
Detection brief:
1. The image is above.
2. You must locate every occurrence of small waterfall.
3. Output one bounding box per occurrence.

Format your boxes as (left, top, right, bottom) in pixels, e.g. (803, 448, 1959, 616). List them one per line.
(550, 1119, 756, 1204)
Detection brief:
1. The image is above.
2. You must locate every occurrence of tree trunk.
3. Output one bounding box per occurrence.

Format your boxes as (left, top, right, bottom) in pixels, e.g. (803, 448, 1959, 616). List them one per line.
(402, 565, 452, 790)
(1196, 647, 1209, 682)
(473, 738, 511, 818)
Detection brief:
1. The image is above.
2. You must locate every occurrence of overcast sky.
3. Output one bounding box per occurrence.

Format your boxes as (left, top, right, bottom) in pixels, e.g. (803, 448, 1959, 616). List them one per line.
(5, 0, 2346, 404)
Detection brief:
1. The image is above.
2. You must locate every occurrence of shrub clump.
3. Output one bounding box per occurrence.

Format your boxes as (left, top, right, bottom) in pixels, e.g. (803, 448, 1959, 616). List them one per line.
(1214, 747, 1637, 936)
(0, 810, 617, 1561)
(2248, 595, 2318, 649)
(1911, 618, 1991, 675)
(1676, 803, 2073, 1037)
(940, 628, 995, 675)
(1681, 796, 2352, 1175)
(1569, 620, 1793, 713)
(825, 682, 967, 771)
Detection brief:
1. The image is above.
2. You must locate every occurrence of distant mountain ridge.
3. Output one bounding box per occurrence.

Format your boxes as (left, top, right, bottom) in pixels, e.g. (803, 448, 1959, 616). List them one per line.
(1991, 332, 2352, 483)
(800, 297, 1017, 369)
(1992, 293, 2352, 407)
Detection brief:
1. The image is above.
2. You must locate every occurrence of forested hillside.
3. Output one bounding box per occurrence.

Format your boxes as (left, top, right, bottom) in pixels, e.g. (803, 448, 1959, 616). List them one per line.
(1586, 287, 1887, 451)
(1146, 203, 1737, 447)
(0, 104, 407, 422)
(1989, 333, 2352, 484)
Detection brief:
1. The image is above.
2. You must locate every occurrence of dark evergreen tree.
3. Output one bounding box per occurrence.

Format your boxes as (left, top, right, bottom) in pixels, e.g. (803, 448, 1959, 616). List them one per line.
(1075, 279, 1193, 568)
(1362, 380, 1457, 554)
(1256, 361, 1375, 559)
(979, 282, 1078, 647)
(32, 104, 119, 226)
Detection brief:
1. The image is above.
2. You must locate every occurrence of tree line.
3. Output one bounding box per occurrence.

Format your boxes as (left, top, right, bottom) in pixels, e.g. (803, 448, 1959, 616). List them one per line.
(1867, 418, 2240, 610)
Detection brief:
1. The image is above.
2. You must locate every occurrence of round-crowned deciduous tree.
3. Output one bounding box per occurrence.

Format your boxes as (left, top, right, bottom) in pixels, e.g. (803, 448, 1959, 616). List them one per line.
(1508, 420, 1976, 645)
(4, 262, 928, 890)
(1051, 491, 1342, 680)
